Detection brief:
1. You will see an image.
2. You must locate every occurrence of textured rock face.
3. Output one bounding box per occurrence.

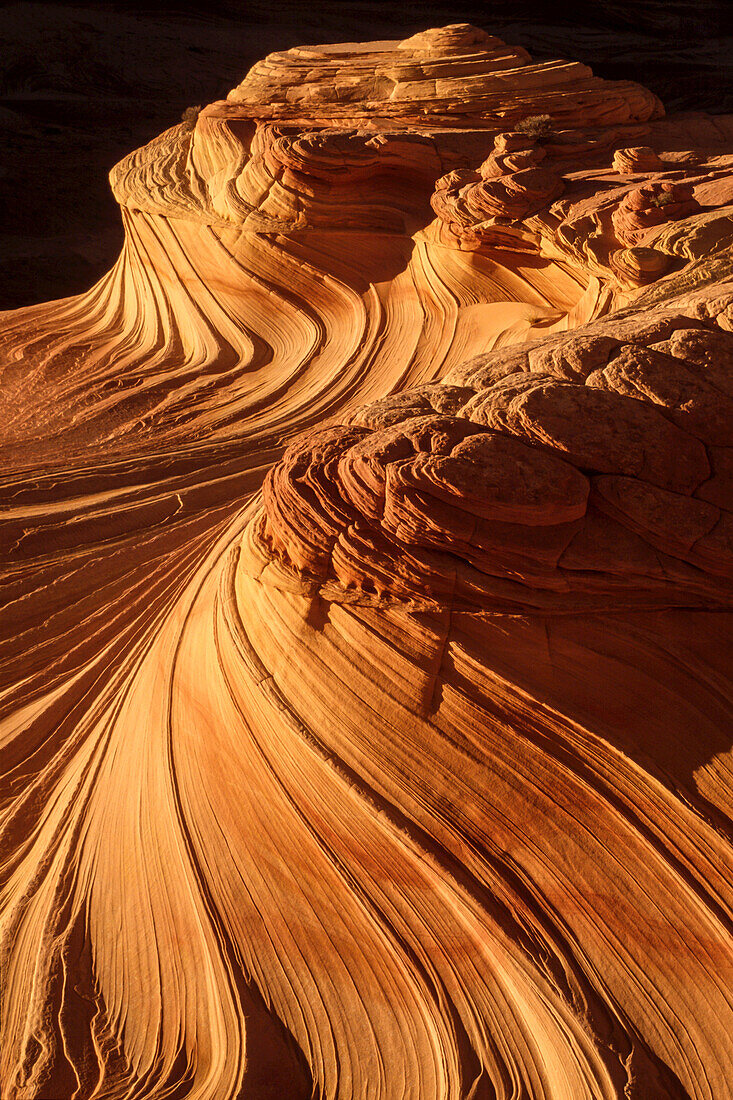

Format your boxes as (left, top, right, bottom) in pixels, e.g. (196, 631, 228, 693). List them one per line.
(1, 26, 733, 1100)
(226, 23, 662, 128)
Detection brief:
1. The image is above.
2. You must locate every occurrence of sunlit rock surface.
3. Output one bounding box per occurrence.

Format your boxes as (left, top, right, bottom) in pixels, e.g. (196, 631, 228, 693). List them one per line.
(1, 26, 732, 1100)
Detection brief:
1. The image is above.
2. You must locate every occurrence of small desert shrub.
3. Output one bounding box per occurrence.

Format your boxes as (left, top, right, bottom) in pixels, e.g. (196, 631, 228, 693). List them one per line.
(181, 105, 202, 129)
(649, 191, 676, 208)
(515, 114, 553, 138)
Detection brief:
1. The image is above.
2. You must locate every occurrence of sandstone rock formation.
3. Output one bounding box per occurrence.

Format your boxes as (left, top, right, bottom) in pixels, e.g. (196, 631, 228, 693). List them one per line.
(1, 26, 732, 1100)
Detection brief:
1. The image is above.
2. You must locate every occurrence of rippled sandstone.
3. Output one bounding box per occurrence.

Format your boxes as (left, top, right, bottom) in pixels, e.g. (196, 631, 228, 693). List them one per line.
(1, 24, 732, 1100)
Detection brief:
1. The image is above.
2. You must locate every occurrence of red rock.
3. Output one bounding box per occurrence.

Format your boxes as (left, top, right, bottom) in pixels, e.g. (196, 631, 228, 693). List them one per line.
(1, 24, 733, 1100)
(612, 145, 664, 172)
(612, 179, 701, 246)
(462, 373, 710, 493)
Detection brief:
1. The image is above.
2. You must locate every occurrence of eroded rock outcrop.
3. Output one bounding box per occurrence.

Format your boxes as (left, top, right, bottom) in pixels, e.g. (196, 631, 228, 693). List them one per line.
(257, 288, 733, 610)
(1, 25, 732, 1100)
(226, 23, 662, 129)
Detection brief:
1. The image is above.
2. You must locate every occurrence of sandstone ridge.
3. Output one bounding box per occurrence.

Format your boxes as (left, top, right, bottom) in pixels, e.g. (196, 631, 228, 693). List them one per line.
(1, 26, 732, 1100)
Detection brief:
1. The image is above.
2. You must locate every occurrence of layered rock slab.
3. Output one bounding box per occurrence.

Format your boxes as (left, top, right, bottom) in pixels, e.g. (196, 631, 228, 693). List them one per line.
(1, 23, 733, 1100)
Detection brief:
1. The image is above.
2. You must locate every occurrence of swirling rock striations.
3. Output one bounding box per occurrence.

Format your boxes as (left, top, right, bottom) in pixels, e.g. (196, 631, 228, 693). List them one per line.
(258, 289, 732, 610)
(226, 23, 663, 129)
(1, 25, 733, 1100)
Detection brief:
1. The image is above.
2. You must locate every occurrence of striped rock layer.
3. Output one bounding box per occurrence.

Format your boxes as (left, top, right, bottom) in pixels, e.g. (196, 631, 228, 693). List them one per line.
(1, 25, 733, 1100)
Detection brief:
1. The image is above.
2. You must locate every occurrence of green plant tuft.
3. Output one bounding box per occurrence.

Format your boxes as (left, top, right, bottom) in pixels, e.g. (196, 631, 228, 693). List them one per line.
(181, 105, 202, 129)
(649, 191, 676, 208)
(515, 114, 553, 138)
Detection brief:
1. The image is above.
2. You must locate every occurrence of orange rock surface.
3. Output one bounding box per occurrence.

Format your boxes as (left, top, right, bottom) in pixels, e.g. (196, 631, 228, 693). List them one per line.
(1, 25, 733, 1100)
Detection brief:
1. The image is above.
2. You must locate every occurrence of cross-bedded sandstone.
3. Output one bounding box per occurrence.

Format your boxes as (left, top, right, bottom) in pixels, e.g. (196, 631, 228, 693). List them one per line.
(1, 24, 732, 1100)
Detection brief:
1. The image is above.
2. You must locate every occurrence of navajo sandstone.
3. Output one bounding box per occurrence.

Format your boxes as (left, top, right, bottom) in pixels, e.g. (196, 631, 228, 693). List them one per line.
(1, 24, 733, 1100)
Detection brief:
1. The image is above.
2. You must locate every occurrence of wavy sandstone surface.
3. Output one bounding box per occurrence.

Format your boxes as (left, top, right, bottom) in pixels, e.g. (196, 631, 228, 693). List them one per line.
(2, 24, 733, 1100)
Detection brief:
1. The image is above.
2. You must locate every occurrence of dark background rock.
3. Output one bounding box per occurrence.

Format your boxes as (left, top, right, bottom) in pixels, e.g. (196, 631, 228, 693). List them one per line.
(0, 0, 729, 308)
